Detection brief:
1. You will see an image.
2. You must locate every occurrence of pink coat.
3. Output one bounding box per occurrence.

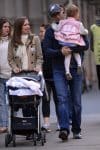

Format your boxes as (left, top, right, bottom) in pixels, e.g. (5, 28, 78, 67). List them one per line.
(54, 17, 86, 46)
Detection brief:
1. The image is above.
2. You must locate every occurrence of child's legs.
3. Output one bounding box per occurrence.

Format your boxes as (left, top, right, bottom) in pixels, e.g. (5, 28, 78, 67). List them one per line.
(64, 54, 71, 74)
(74, 53, 81, 67)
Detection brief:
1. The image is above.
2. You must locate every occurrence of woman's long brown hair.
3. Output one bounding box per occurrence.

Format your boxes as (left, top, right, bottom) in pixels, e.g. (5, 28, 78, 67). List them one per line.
(0, 17, 11, 39)
(11, 16, 28, 46)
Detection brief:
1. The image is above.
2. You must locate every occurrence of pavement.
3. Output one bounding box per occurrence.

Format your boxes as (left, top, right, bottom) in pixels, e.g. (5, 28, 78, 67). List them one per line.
(0, 87, 100, 150)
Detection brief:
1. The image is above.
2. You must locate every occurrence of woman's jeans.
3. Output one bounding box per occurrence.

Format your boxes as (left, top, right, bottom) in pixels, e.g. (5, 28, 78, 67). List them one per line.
(0, 78, 8, 127)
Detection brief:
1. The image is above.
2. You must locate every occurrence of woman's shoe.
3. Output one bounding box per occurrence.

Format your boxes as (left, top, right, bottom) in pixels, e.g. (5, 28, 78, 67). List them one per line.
(0, 127, 7, 133)
(41, 126, 51, 133)
(56, 124, 60, 131)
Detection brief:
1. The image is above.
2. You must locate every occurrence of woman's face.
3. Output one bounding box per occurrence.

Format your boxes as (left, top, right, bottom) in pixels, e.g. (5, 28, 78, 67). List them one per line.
(21, 19, 31, 34)
(39, 26, 46, 40)
(2, 22, 10, 37)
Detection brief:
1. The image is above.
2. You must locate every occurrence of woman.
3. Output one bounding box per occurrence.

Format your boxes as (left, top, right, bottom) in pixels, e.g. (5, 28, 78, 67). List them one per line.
(8, 16, 43, 74)
(0, 17, 12, 133)
(8, 16, 43, 140)
(39, 24, 58, 132)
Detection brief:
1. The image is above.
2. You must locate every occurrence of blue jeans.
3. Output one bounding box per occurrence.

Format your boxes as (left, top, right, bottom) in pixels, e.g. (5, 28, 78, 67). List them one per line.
(0, 78, 8, 127)
(53, 69, 70, 133)
(69, 68, 82, 134)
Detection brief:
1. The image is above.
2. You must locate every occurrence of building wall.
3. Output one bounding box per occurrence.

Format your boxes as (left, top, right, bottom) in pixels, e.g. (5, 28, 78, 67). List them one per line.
(0, 0, 67, 33)
(0, 0, 99, 87)
(0, 0, 46, 32)
(0, 0, 99, 32)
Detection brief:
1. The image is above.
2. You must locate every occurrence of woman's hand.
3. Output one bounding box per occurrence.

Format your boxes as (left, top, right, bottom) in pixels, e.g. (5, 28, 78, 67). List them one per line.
(61, 46, 72, 56)
(13, 67, 21, 73)
(34, 67, 41, 72)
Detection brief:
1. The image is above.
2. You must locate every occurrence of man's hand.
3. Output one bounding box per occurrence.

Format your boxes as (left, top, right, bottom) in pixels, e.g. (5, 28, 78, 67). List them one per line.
(61, 46, 72, 56)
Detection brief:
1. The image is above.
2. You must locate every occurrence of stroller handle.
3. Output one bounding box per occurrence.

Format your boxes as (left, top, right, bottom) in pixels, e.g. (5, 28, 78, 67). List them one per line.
(12, 70, 38, 76)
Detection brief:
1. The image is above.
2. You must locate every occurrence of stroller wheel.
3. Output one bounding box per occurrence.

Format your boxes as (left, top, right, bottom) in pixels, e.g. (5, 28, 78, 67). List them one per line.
(34, 140, 36, 146)
(5, 134, 9, 147)
(5, 133, 12, 147)
(41, 139, 44, 146)
(33, 133, 37, 146)
(41, 130, 46, 143)
(12, 135, 16, 147)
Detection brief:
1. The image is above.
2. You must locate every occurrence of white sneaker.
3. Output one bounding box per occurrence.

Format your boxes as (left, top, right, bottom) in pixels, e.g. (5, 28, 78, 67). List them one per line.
(73, 133, 82, 139)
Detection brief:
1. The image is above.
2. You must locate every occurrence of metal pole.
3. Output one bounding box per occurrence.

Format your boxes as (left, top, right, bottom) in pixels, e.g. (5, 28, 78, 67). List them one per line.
(69, 0, 73, 4)
(42, 0, 48, 24)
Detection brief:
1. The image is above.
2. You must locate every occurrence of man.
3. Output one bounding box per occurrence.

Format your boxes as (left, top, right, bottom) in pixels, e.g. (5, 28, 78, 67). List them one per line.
(43, 3, 89, 141)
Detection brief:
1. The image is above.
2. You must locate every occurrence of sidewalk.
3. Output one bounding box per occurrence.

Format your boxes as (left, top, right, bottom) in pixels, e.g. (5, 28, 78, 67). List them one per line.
(0, 115, 100, 150)
(47, 114, 100, 150)
(0, 89, 100, 149)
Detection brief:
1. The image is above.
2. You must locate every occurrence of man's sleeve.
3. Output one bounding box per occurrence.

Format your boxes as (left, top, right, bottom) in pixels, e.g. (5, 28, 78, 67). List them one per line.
(72, 35, 89, 53)
(43, 28, 62, 57)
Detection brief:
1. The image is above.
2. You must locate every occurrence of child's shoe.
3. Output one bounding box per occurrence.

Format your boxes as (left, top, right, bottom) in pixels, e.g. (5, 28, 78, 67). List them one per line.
(77, 66, 82, 74)
(66, 73, 72, 80)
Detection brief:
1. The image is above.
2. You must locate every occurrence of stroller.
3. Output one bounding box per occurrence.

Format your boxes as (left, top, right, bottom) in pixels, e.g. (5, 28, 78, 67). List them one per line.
(5, 71, 46, 147)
